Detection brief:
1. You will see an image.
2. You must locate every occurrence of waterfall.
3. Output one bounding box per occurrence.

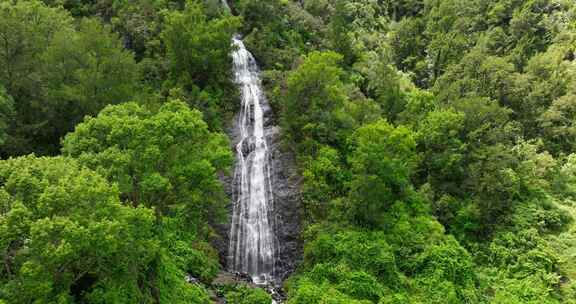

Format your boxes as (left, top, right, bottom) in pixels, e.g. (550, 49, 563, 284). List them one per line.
(221, 0, 230, 12)
(228, 36, 277, 286)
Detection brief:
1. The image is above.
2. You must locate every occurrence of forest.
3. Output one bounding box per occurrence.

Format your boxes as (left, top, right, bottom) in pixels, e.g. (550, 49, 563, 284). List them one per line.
(1, 0, 576, 303)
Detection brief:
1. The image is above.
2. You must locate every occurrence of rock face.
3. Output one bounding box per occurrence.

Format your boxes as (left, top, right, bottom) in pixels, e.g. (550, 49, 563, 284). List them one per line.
(267, 125, 302, 282)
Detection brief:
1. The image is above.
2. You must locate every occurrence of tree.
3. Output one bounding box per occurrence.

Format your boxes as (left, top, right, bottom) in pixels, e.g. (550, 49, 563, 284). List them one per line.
(110, 0, 166, 60)
(0, 1, 140, 156)
(0, 155, 159, 303)
(0, 0, 73, 155)
(434, 48, 517, 109)
(354, 44, 414, 122)
(162, 1, 240, 89)
(0, 87, 13, 147)
(284, 51, 350, 151)
(520, 43, 576, 140)
(0, 1, 72, 100)
(347, 120, 419, 228)
(389, 16, 429, 86)
(416, 109, 466, 195)
(451, 97, 519, 148)
(382, 0, 425, 20)
(507, 0, 554, 68)
(238, 0, 318, 70)
(540, 94, 576, 154)
(290, 228, 477, 303)
(161, 0, 240, 129)
(481, 229, 562, 304)
(42, 18, 138, 148)
(225, 285, 272, 304)
(423, 0, 484, 84)
(396, 89, 438, 126)
(327, 0, 358, 66)
(62, 100, 232, 233)
(301, 146, 349, 223)
(411, 236, 478, 303)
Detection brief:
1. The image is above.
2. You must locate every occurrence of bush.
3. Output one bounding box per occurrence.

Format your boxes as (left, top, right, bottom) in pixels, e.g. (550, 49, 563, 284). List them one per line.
(225, 285, 272, 304)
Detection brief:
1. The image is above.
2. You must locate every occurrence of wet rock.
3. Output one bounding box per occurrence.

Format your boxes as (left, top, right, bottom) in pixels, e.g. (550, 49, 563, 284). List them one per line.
(211, 271, 286, 303)
(268, 127, 302, 283)
(212, 271, 252, 286)
(239, 137, 255, 157)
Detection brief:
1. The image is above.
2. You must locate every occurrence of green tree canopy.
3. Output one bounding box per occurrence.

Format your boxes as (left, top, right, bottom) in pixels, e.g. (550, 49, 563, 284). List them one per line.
(0, 155, 158, 303)
(62, 100, 232, 232)
(0, 1, 138, 156)
(42, 18, 138, 146)
(162, 1, 240, 89)
(0, 0, 73, 155)
(0, 88, 13, 147)
(284, 51, 351, 151)
(347, 119, 418, 228)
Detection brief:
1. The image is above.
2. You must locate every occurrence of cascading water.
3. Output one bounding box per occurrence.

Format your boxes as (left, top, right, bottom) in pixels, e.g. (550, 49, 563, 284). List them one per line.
(227, 36, 277, 286)
(220, 0, 230, 12)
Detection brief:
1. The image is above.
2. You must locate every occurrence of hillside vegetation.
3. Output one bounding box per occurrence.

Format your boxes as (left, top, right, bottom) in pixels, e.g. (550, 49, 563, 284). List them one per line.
(0, 0, 576, 303)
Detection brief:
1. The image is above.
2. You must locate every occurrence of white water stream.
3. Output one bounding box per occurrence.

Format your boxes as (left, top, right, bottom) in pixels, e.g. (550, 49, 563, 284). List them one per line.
(227, 37, 277, 286)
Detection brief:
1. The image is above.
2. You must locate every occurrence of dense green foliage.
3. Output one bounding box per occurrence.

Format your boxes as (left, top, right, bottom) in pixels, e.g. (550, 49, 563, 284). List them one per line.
(62, 100, 232, 230)
(224, 284, 272, 304)
(241, 0, 576, 303)
(0, 1, 137, 155)
(0, 156, 212, 303)
(1, 0, 576, 302)
(162, 2, 241, 128)
(0, 0, 236, 302)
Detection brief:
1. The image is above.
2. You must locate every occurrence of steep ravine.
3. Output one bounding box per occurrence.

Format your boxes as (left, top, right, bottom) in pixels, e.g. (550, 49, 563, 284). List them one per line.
(212, 1, 301, 301)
